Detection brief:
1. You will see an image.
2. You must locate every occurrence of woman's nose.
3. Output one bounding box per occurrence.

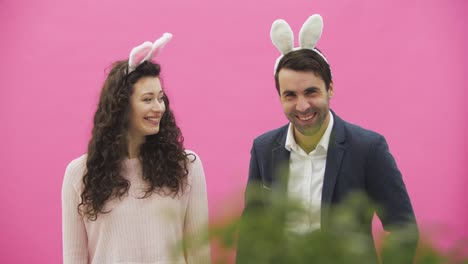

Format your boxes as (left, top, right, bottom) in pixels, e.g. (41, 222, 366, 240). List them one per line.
(152, 100, 165, 112)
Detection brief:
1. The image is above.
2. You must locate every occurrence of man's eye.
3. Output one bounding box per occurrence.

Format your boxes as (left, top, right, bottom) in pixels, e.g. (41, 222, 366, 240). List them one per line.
(305, 89, 319, 96)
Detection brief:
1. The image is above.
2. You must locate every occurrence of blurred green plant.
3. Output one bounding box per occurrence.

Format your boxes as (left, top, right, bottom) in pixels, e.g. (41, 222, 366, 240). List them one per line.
(176, 188, 468, 264)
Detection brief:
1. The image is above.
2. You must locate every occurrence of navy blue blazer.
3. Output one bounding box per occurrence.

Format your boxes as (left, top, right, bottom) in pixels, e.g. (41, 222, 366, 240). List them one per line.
(237, 111, 418, 262)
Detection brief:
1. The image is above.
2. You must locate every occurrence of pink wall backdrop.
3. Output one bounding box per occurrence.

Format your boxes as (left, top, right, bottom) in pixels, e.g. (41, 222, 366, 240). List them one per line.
(1, 0, 467, 262)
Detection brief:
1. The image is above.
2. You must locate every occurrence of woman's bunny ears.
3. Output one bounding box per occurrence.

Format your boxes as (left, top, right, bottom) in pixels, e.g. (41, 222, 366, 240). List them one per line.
(127, 33, 173, 74)
(271, 14, 327, 72)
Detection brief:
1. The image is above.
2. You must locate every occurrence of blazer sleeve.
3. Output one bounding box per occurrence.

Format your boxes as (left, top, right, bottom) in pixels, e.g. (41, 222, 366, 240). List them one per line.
(62, 159, 89, 264)
(246, 141, 263, 202)
(365, 136, 417, 229)
(365, 135, 419, 263)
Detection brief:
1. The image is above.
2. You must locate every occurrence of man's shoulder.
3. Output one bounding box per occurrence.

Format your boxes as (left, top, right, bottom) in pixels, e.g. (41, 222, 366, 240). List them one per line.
(252, 124, 289, 146)
(337, 115, 385, 144)
(254, 124, 289, 143)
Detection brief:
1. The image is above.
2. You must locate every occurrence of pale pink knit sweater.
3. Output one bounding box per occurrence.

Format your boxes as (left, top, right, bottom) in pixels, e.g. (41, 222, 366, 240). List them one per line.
(62, 151, 210, 264)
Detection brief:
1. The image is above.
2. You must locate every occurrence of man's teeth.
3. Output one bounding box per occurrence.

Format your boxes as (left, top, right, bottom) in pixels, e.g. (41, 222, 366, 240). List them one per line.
(298, 114, 314, 121)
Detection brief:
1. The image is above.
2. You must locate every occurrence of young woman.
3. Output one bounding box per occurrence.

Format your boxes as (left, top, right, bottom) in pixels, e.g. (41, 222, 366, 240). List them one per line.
(62, 33, 210, 264)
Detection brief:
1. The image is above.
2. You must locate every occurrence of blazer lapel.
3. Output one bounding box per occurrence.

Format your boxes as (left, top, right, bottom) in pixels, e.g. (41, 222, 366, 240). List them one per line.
(321, 111, 346, 225)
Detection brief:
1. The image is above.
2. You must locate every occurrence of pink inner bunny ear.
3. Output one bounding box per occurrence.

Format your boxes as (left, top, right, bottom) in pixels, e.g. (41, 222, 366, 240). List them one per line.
(128, 41, 153, 70)
(146, 33, 173, 61)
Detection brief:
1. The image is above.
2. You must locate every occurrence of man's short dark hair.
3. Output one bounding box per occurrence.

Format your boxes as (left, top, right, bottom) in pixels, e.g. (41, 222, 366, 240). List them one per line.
(274, 48, 332, 93)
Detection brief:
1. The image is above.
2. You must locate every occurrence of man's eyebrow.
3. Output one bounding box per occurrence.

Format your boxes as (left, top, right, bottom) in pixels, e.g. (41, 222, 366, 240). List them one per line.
(281, 89, 295, 95)
(304, 87, 320, 92)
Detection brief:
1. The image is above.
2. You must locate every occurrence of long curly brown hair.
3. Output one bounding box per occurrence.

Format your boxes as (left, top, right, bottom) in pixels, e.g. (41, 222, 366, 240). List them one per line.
(79, 60, 192, 220)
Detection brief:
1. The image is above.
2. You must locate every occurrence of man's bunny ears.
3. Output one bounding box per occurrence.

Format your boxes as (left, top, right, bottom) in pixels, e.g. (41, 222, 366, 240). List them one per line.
(271, 14, 327, 73)
(127, 33, 173, 74)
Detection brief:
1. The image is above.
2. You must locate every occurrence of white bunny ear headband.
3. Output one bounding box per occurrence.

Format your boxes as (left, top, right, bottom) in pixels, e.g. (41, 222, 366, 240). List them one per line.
(127, 32, 173, 74)
(271, 14, 327, 73)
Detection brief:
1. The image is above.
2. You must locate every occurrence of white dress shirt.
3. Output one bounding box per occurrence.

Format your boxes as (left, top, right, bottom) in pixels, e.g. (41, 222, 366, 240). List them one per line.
(285, 111, 334, 234)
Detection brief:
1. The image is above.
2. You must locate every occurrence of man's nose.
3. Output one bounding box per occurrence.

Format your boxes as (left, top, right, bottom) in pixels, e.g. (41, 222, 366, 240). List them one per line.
(295, 96, 309, 112)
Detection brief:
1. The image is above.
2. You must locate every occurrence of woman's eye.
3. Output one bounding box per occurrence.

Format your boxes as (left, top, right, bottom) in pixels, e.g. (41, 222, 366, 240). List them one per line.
(143, 98, 152, 103)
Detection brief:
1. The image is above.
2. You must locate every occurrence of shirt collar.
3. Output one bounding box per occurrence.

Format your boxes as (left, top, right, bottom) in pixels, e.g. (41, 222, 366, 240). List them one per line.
(285, 111, 334, 154)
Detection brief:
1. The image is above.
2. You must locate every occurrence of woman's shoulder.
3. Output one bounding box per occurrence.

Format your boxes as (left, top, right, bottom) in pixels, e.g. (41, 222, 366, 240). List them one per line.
(184, 150, 205, 176)
(184, 149, 201, 164)
(63, 154, 88, 186)
(66, 154, 87, 171)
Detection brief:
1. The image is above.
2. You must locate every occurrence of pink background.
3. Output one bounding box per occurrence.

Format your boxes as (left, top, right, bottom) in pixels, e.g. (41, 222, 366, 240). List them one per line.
(1, 0, 467, 262)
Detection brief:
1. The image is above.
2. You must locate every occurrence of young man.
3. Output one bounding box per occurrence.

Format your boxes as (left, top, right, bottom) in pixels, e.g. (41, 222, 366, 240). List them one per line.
(237, 15, 418, 263)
